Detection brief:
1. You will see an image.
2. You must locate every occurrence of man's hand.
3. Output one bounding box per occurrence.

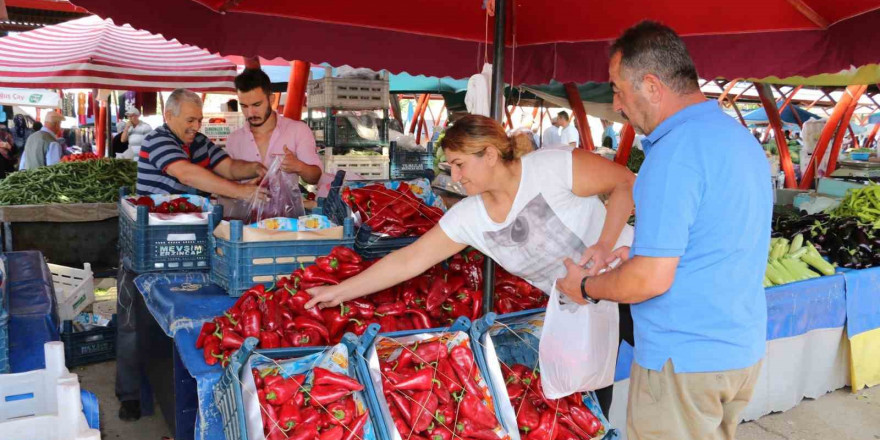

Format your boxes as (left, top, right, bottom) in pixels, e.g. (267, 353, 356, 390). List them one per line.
(250, 161, 268, 180)
(280, 145, 304, 174)
(236, 182, 269, 202)
(579, 243, 614, 276)
(556, 258, 589, 305)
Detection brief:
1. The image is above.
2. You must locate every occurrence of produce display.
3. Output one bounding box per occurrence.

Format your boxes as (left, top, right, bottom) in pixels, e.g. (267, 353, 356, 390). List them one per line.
(0, 159, 137, 205)
(830, 184, 880, 227)
(126, 195, 203, 213)
(376, 335, 506, 440)
(764, 234, 835, 287)
(196, 247, 547, 366)
(60, 152, 102, 162)
(774, 211, 880, 270)
(341, 182, 443, 237)
(251, 365, 369, 440)
(501, 364, 605, 439)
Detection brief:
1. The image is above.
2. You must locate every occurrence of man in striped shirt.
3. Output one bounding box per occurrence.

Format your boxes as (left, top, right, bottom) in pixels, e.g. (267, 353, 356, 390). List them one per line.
(118, 89, 267, 423)
(137, 88, 267, 198)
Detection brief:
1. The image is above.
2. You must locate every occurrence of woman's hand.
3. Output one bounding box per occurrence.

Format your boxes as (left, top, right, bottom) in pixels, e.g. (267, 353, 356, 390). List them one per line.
(305, 284, 349, 310)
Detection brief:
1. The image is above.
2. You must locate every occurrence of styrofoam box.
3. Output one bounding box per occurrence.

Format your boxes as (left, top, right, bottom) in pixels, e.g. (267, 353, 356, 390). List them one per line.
(0, 342, 101, 440)
(48, 263, 94, 321)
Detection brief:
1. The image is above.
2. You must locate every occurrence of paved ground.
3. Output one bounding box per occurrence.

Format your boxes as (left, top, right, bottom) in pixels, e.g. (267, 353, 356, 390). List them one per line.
(78, 359, 879, 440)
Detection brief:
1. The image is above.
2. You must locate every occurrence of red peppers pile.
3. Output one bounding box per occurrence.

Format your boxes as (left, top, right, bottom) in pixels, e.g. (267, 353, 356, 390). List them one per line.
(127, 195, 202, 214)
(379, 339, 503, 440)
(341, 182, 443, 238)
(60, 152, 101, 162)
(253, 366, 370, 440)
(502, 364, 604, 440)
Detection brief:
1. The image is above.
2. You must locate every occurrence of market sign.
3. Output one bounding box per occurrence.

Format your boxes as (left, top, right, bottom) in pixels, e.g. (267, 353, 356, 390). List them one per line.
(0, 88, 61, 108)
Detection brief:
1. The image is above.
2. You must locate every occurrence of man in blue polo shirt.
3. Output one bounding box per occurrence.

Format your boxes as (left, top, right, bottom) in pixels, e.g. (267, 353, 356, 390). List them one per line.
(557, 22, 771, 440)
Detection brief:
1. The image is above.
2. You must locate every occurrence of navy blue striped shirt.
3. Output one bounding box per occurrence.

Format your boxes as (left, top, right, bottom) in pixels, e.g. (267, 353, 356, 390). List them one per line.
(136, 124, 229, 195)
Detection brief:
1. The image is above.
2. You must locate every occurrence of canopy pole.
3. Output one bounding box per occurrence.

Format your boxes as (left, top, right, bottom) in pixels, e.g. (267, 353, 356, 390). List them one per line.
(848, 126, 860, 150)
(564, 82, 594, 150)
(243, 57, 261, 70)
(756, 83, 796, 188)
(865, 123, 880, 150)
(484, 0, 508, 316)
(615, 123, 635, 165)
(96, 100, 107, 157)
(416, 95, 431, 144)
(826, 85, 867, 173)
(283, 60, 310, 121)
(799, 85, 864, 189)
(390, 94, 404, 128)
(409, 94, 428, 134)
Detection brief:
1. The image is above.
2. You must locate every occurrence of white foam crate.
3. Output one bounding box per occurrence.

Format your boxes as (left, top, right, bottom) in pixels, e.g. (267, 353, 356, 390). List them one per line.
(203, 112, 246, 145)
(321, 150, 389, 180)
(48, 263, 94, 321)
(307, 70, 390, 110)
(0, 342, 101, 440)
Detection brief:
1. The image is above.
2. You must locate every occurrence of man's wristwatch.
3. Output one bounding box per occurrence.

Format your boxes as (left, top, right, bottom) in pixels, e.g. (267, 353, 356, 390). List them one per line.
(580, 276, 599, 304)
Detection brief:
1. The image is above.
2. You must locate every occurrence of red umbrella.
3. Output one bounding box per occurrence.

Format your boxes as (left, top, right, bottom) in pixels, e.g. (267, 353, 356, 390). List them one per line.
(67, 0, 880, 84)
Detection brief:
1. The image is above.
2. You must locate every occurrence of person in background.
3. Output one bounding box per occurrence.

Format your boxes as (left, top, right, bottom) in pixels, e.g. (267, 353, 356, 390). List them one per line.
(20, 111, 62, 170)
(119, 108, 152, 160)
(0, 127, 16, 177)
(31, 121, 43, 132)
(226, 68, 322, 185)
(556, 21, 771, 440)
(117, 89, 268, 422)
(557, 110, 580, 148)
(542, 116, 561, 147)
(602, 119, 619, 150)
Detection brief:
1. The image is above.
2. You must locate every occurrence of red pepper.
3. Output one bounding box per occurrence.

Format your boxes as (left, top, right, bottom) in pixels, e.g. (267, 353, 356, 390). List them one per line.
(436, 358, 463, 393)
(313, 368, 365, 392)
(203, 339, 222, 365)
(330, 246, 362, 264)
(379, 223, 408, 237)
(316, 256, 340, 274)
(376, 303, 406, 316)
(495, 297, 518, 315)
(287, 329, 321, 347)
(512, 365, 537, 386)
(432, 378, 453, 405)
(195, 322, 217, 349)
(406, 309, 433, 330)
(427, 424, 454, 440)
(285, 289, 310, 312)
(555, 425, 579, 440)
(214, 327, 245, 351)
(326, 400, 354, 425)
(426, 278, 451, 312)
(309, 386, 351, 407)
(342, 412, 368, 440)
(570, 405, 602, 437)
(337, 263, 364, 279)
(391, 368, 436, 392)
(288, 422, 318, 440)
(323, 304, 355, 339)
(319, 425, 344, 440)
(378, 315, 401, 332)
(414, 341, 448, 363)
(259, 331, 282, 349)
(348, 318, 372, 335)
(516, 397, 541, 433)
(455, 419, 498, 440)
(527, 411, 559, 440)
(388, 391, 415, 426)
(252, 368, 264, 389)
(303, 265, 340, 285)
(260, 297, 283, 332)
(459, 393, 498, 430)
(292, 316, 330, 342)
(300, 408, 321, 426)
(391, 200, 419, 219)
(263, 403, 285, 440)
(241, 309, 261, 339)
(469, 289, 483, 320)
(433, 405, 456, 429)
(278, 399, 302, 431)
(410, 390, 439, 432)
(449, 346, 482, 397)
(348, 299, 375, 319)
(266, 375, 306, 405)
(507, 382, 526, 400)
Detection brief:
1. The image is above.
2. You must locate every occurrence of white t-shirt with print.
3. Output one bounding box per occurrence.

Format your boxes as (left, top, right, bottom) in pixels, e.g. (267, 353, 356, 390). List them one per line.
(439, 149, 633, 294)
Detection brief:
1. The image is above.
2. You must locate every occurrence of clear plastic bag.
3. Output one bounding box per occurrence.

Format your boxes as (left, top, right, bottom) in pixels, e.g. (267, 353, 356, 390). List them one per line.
(538, 281, 619, 399)
(246, 156, 305, 223)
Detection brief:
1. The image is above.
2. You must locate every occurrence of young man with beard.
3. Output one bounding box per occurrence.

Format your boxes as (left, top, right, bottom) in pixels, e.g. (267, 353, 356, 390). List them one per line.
(226, 69, 322, 184)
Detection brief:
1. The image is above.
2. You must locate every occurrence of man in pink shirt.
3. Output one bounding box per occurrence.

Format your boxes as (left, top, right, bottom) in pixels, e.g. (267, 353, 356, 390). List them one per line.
(226, 69, 323, 184)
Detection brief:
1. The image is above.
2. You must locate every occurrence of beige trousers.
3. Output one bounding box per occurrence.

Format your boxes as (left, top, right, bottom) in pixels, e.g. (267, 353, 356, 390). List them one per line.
(627, 359, 762, 440)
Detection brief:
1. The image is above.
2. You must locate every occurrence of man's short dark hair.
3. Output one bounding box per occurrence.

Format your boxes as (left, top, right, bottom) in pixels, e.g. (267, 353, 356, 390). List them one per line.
(557, 111, 570, 121)
(234, 68, 273, 97)
(609, 21, 699, 94)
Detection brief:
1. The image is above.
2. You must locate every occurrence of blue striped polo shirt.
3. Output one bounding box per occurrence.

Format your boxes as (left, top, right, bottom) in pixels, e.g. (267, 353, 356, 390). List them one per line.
(136, 124, 229, 195)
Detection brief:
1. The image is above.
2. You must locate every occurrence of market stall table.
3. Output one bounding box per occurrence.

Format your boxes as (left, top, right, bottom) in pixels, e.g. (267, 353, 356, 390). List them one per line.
(841, 267, 880, 390)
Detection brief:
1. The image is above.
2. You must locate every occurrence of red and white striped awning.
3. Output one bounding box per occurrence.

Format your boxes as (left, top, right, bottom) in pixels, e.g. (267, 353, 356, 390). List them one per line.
(0, 15, 236, 92)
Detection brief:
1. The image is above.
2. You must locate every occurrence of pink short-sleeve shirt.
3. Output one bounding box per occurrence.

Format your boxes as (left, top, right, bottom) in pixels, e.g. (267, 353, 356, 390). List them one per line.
(225, 113, 323, 173)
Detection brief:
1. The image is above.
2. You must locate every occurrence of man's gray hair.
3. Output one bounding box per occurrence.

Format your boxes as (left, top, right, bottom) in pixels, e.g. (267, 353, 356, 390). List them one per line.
(44, 111, 64, 127)
(165, 89, 203, 117)
(609, 21, 699, 95)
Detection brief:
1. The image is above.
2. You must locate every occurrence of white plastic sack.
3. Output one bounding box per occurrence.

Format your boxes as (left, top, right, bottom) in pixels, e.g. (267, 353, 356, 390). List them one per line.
(538, 282, 619, 399)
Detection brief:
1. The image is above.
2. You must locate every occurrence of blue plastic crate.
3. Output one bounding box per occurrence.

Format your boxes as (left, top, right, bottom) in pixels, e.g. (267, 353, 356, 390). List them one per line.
(851, 152, 870, 161)
(470, 310, 618, 440)
(118, 187, 222, 273)
(214, 334, 386, 440)
(61, 317, 117, 368)
(0, 254, 9, 373)
(210, 218, 356, 297)
(324, 171, 440, 259)
(389, 141, 435, 180)
(354, 317, 511, 440)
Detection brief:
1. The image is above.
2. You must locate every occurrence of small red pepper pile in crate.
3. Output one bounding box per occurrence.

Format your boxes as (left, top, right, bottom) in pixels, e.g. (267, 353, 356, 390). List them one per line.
(379, 338, 505, 440)
(341, 182, 443, 238)
(502, 364, 605, 439)
(254, 366, 370, 440)
(448, 249, 547, 315)
(127, 196, 202, 214)
(60, 152, 101, 162)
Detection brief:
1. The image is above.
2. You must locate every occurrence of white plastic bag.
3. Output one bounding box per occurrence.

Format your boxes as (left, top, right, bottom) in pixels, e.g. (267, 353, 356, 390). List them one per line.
(538, 281, 619, 399)
(246, 156, 305, 223)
